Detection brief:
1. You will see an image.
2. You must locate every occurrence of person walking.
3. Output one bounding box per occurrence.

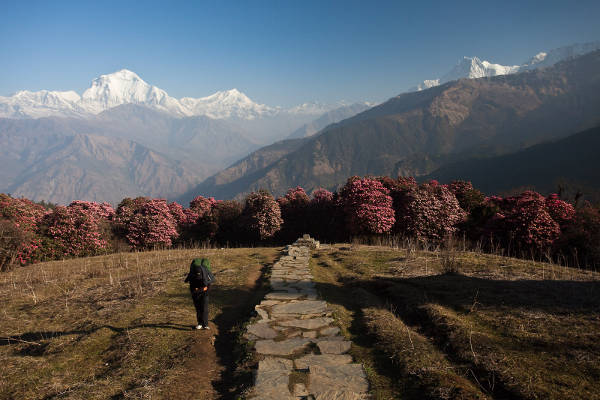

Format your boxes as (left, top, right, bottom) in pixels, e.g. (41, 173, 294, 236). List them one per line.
(184, 258, 215, 330)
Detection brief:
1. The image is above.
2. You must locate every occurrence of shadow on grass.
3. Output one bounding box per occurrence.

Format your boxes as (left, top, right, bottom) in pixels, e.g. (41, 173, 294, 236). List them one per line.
(211, 262, 271, 400)
(1, 323, 193, 348)
(315, 273, 600, 400)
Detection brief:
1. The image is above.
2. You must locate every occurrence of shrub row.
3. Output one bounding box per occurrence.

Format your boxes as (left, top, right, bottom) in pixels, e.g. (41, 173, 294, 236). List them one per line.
(1, 176, 599, 270)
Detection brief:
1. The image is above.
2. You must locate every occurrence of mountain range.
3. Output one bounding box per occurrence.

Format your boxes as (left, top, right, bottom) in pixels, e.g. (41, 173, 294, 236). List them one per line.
(187, 49, 600, 200)
(0, 69, 356, 121)
(411, 41, 600, 91)
(0, 70, 373, 203)
(2, 42, 599, 204)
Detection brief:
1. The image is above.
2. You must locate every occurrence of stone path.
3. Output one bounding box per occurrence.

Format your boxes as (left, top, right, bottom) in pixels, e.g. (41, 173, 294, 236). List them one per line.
(245, 235, 369, 400)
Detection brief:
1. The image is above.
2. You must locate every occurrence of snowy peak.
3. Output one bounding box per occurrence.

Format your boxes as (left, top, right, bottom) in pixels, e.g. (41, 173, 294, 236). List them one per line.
(80, 69, 188, 115)
(442, 56, 519, 82)
(412, 41, 600, 92)
(181, 88, 276, 119)
(521, 41, 600, 70)
(428, 56, 519, 88)
(0, 89, 85, 118)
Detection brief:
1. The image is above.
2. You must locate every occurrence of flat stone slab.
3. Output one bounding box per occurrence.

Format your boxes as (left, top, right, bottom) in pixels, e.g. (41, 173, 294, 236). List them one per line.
(309, 364, 369, 395)
(265, 292, 304, 300)
(247, 322, 278, 339)
(253, 358, 295, 399)
(278, 317, 334, 330)
(255, 338, 312, 355)
(258, 357, 293, 372)
(271, 300, 327, 316)
(302, 330, 318, 339)
(320, 326, 340, 336)
(295, 354, 353, 370)
(317, 340, 352, 354)
(253, 372, 293, 400)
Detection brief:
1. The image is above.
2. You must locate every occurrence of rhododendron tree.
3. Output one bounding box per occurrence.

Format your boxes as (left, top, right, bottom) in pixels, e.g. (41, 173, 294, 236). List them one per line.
(42, 201, 113, 258)
(189, 196, 216, 218)
(448, 180, 485, 213)
(242, 190, 283, 241)
(277, 186, 310, 241)
(340, 177, 395, 235)
(115, 198, 178, 249)
(545, 194, 575, 227)
(193, 200, 244, 244)
(0, 194, 47, 231)
(0, 194, 51, 266)
(392, 181, 466, 242)
(484, 191, 561, 251)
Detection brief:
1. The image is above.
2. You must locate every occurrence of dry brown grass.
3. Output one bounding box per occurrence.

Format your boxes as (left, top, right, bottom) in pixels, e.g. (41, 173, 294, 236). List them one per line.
(0, 246, 280, 399)
(310, 244, 600, 400)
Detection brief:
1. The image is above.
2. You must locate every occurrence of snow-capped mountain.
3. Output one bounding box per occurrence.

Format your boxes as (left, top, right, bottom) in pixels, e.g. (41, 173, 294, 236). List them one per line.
(0, 89, 86, 118)
(0, 69, 340, 120)
(521, 41, 600, 69)
(180, 88, 278, 119)
(80, 69, 189, 116)
(412, 41, 600, 91)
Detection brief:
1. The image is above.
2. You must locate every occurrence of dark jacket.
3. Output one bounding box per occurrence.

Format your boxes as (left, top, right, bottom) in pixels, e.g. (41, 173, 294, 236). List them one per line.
(184, 260, 214, 292)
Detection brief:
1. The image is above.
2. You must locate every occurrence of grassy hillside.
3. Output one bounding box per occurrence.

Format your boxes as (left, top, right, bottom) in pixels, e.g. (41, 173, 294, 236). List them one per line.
(3, 244, 599, 399)
(311, 244, 600, 400)
(0, 247, 280, 399)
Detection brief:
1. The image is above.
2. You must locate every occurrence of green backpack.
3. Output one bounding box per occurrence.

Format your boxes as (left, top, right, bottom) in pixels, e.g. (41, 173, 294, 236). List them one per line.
(191, 258, 215, 285)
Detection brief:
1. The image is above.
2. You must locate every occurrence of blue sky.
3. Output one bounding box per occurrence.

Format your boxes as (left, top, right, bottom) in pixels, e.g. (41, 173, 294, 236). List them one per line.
(1, 0, 599, 107)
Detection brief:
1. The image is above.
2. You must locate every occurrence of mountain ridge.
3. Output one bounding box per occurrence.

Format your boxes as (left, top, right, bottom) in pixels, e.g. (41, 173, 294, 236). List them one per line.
(189, 49, 600, 200)
(411, 41, 600, 91)
(0, 69, 352, 121)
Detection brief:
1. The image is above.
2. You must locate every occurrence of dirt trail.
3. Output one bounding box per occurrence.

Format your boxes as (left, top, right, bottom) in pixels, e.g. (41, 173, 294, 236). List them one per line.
(165, 262, 263, 399)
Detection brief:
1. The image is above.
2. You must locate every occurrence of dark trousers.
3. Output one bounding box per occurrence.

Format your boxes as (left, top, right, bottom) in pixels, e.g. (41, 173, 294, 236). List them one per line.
(192, 291, 209, 326)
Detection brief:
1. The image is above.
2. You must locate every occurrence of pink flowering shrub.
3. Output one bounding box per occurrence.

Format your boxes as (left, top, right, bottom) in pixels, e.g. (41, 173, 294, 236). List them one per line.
(242, 190, 283, 241)
(312, 188, 334, 204)
(0, 194, 47, 232)
(0, 194, 51, 267)
(448, 181, 485, 213)
(277, 186, 311, 241)
(115, 198, 178, 249)
(545, 194, 575, 227)
(189, 196, 216, 218)
(340, 177, 395, 235)
(41, 201, 115, 258)
(392, 180, 466, 242)
(483, 191, 561, 251)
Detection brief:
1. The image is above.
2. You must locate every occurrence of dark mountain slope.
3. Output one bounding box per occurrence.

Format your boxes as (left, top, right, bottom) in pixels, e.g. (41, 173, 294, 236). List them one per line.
(426, 125, 600, 198)
(193, 50, 600, 199)
(179, 137, 308, 202)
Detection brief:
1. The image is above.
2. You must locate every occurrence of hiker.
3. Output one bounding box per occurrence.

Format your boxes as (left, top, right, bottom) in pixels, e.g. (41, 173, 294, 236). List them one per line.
(184, 258, 215, 330)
